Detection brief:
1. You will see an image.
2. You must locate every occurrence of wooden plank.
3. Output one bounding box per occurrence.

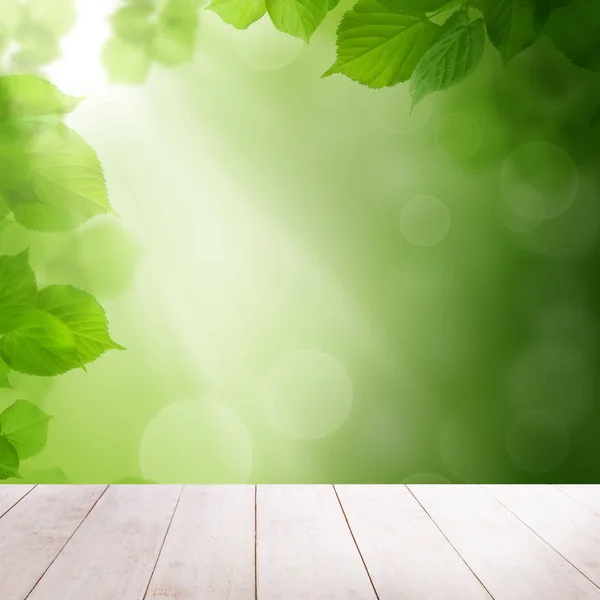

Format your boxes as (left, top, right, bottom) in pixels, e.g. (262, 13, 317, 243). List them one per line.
(335, 485, 492, 600)
(0, 485, 106, 600)
(487, 485, 600, 590)
(257, 485, 377, 600)
(27, 484, 182, 600)
(146, 485, 255, 600)
(410, 485, 600, 600)
(0, 484, 35, 518)
(557, 486, 600, 517)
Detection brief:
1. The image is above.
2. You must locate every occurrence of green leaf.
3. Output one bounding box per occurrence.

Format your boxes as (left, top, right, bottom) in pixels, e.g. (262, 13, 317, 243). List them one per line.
(37, 285, 124, 366)
(0, 356, 11, 388)
(480, 0, 539, 63)
(0, 435, 20, 479)
(378, 0, 464, 12)
(432, 0, 468, 11)
(12, 23, 61, 67)
(533, 0, 576, 26)
(265, 0, 330, 41)
(207, 0, 267, 29)
(151, 0, 199, 65)
(0, 75, 82, 119)
(546, 0, 600, 71)
(411, 12, 485, 104)
(113, 477, 157, 484)
(0, 250, 37, 334)
(7, 124, 114, 232)
(0, 399, 51, 459)
(324, 0, 441, 88)
(0, 197, 9, 220)
(110, 3, 156, 44)
(102, 36, 153, 85)
(0, 0, 24, 55)
(0, 309, 80, 376)
(0, 0, 21, 27)
(26, 0, 77, 37)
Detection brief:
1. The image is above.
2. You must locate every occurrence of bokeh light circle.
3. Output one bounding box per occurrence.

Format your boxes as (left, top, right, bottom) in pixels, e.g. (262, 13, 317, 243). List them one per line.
(507, 410, 569, 473)
(501, 142, 579, 220)
(435, 113, 482, 162)
(140, 399, 253, 483)
(399, 195, 451, 246)
(263, 350, 353, 440)
(232, 17, 303, 71)
(496, 195, 540, 234)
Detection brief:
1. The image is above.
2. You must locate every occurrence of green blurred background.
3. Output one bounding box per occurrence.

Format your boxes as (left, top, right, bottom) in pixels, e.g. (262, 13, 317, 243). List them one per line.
(1, 0, 600, 483)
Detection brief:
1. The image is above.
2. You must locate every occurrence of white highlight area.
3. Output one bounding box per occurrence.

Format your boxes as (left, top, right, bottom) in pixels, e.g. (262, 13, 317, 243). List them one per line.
(44, 0, 117, 96)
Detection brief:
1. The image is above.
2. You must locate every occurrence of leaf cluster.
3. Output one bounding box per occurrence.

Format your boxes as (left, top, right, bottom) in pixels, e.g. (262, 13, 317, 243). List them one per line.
(206, 0, 600, 104)
(103, 0, 204, 84)
(0, 250, 122, 381)
(0, 75, 123, 479)
(0, 76, 123, 478)
(208, 0, 341, 40)
(0, 0, 76, 71)
(0, 75, 115, 231)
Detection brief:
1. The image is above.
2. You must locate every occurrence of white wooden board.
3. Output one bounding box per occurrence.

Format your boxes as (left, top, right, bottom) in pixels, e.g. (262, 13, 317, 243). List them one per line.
(26, 485, 182, 600)
(146, 485, 255, 599)
(256, 485, 377, 600)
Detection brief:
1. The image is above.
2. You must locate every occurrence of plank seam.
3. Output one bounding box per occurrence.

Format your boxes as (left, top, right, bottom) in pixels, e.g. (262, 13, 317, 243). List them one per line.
(254, 485, 258, 600)
(405, 485, 496, 600)
(142, 484, 185, 600)
(484, 486, 600, 593)
(553, 485, 600, 519)
(23, 485, 110, 600)
(332, 485, 381, 600)
(0, 484, 37, 520)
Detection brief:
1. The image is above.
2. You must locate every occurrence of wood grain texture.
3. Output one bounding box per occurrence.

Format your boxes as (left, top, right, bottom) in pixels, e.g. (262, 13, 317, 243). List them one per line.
(257, 485, 377, 600)
(146, 485, 255, 600)
(558, 486, 600, 517)
(487, 485, 600, 589)
(0, 485, 106, 600)
(26, 485, 182, 600)
(0, 484, 35, 518)
(410, 485, 600, 600)
(1, 484, 600, 600)
(335, 485, 492, 600)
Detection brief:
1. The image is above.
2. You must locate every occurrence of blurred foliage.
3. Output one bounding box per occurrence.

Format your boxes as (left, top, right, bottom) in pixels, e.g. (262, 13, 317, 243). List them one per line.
(0, 75, 124, 481)
(204, 0, 600, 107)
(99, 0, 600, 112)
(103, 0, 203, 84)
(0, 76, 113, 231)
(0, 0, 75, 72)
